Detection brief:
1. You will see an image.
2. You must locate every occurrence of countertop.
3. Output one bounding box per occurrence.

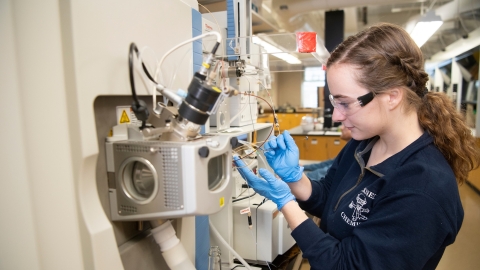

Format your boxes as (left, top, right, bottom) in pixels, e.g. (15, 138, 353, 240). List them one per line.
(258, 112, 312, 117)
(257, 114, 272, 119)
(289, 125, 342, 136)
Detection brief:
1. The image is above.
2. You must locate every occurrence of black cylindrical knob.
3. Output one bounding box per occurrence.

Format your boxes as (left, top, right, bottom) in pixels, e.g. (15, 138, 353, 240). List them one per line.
(230, 137, 238, 148)
(198, 146, 209, 158)
(178, 74, 222, 125)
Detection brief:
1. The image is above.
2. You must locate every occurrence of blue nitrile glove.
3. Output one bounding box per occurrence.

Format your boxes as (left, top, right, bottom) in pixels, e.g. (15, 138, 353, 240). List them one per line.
(263, 130, 304, 183)
(233, 156, 295, 210)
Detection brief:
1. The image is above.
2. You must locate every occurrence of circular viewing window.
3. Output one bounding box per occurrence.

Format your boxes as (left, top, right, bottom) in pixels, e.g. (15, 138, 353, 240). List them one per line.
(119, 157, 158, 205)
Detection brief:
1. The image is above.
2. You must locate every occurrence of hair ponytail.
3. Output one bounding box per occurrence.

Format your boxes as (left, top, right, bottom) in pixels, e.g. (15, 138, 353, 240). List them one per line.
(418, 92, 480, 183)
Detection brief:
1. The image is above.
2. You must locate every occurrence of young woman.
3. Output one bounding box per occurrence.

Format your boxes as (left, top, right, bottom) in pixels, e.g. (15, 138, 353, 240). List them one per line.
(233, 23, 480, 269)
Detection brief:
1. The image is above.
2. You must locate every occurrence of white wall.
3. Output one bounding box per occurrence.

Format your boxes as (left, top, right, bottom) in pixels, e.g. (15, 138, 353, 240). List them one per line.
(0, 1, 42, 269)
(0, 0, 198, 269)
(0, 0, 85, 269)
(277, 71, 304, 108)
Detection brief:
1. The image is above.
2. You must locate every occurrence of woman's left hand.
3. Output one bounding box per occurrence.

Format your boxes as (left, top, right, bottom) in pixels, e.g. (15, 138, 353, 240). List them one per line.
(263, 130, 304, 183)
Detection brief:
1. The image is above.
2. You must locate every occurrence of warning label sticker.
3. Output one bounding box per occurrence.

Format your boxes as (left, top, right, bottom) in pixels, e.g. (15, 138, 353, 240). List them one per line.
(220, 197, 225, 207)
(116, 106, 141, 126)
(119, 110, 130, 123)
(240, 207, 251, 215)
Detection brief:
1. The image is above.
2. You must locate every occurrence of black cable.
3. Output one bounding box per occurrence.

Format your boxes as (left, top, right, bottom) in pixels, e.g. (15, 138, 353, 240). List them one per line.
(141, 62, 156, 84)
(129, 43, 140, 104)
(129, 43, 157, 98)
(128, 43, 152, 129)
(232, 191, 257, 202)
(211, 42, 220, 55)
(237, 3, 240, 40)
(231, 265, 245, 269)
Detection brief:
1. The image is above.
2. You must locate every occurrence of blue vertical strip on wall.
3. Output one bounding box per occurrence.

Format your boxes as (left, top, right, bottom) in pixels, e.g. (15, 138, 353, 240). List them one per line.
(192, 9, 203, 74)
(193, 9, 207, 135)
(227, 0, 238, 61)
(192, 9, 210, 270)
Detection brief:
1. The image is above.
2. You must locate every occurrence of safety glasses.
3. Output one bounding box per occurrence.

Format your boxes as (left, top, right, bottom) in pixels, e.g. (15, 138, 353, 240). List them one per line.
(328, 92, 375, 116)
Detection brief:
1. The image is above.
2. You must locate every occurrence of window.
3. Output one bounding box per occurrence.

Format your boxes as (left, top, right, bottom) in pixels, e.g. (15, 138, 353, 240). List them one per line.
(301, 67, 325, 108)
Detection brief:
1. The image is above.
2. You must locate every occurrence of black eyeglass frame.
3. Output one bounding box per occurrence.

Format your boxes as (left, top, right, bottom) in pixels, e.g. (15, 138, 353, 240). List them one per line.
(328, 91, 376, 116)
(357, 91, 375, 107)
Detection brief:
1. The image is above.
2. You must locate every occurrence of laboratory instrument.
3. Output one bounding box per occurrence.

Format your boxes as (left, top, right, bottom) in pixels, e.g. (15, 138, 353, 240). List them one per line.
(105, 35, 237, 220)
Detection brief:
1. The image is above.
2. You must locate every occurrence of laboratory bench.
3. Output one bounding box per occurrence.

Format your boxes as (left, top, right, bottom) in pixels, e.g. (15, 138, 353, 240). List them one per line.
(288, 125, 347, 161)
(257, 112, 312, 134)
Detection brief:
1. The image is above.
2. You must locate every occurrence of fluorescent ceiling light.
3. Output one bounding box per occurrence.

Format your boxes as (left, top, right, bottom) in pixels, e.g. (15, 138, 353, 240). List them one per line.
(252, 36, 302, 64)
(271, 53, 302, 64)
(410, 10, 443, 47)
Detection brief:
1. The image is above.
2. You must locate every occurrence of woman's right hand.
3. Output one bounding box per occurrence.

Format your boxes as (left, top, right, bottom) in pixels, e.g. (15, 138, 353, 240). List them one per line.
(263, 130, 304, 183)
(233, 156, 296, 211)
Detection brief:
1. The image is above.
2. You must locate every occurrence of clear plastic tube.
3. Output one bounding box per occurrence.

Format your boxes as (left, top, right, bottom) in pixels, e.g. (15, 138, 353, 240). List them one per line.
(229, 101, 249, 124)
(209, 92, 228, 115)
(168, 48, 191, 89)
(209, 220, 252, 270)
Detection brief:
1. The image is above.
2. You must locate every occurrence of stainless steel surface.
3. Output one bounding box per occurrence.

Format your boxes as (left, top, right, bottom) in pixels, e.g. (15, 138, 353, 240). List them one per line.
(118, 157, 158, 205)
(94, 95, 163, 247)
(111, 140, 184, 217)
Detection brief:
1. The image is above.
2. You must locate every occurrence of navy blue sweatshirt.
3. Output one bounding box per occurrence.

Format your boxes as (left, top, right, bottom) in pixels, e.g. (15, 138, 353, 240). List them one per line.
(292, 132, 463, 270)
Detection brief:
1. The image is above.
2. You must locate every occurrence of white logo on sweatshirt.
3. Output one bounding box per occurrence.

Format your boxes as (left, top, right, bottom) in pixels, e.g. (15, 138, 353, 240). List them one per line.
(341, 187, 377, 227)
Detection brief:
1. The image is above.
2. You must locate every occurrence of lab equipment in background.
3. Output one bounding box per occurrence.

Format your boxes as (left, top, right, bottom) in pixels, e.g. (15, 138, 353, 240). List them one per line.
(211, 152, 295, 267)
(300, 115, 315, 132)
(232, 192, 295, 263)
(203, 17, 230, 132)
(203, 38, 263, 129)
(311, 108, 325, 130)
(208, 65, 232, 131)
(208, 55, 262, 129)
(208, 125, 273, 269)
(277, 103, 296, 113)
(202, 3, 265, 128)
(257, 102, 264, 115)
(228, 42, 264, 127)
(229, 74, 260, 127)
(205, 3, 329, 130)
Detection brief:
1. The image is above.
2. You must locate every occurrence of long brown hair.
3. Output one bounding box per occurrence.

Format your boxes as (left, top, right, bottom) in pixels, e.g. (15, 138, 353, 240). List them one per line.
(327, 22, 480, 184)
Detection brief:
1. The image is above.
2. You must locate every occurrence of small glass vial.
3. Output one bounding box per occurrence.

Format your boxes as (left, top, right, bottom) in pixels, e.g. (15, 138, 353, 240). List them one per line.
(208, 246, 222, 270)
